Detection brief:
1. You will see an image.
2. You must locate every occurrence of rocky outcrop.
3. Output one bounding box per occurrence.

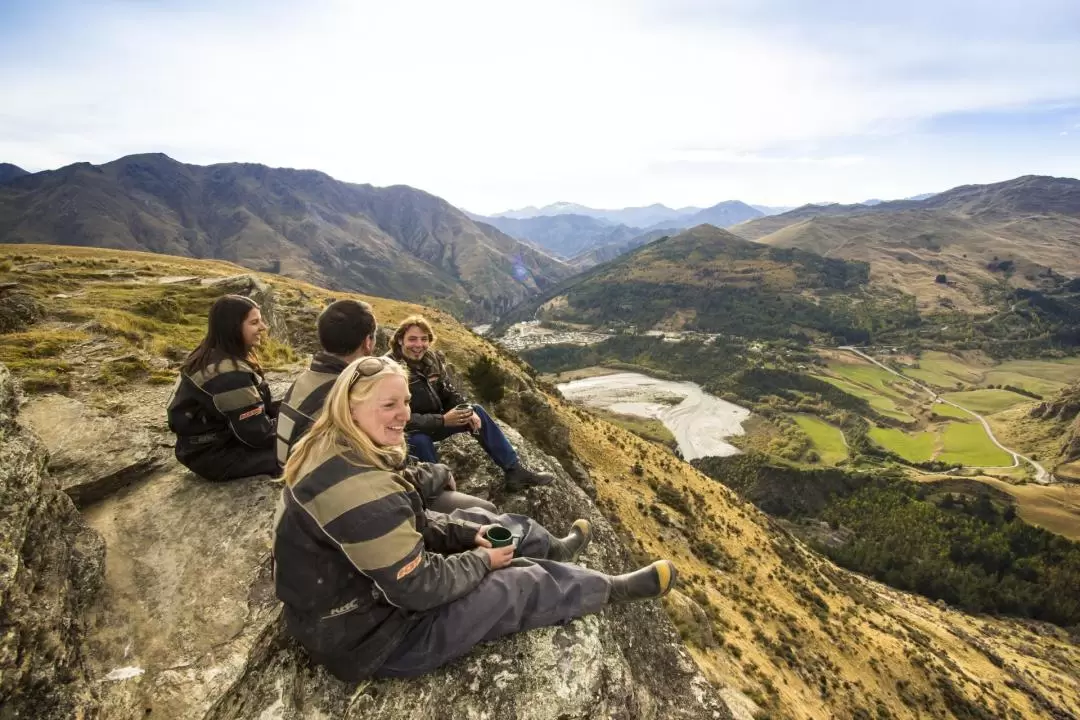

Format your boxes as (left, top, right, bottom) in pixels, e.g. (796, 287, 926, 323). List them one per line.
(1030, 383, 1080, 463)
(0, 365, 106, 718)
(0, 283, 42, 333)
(8, 365, 730, 719)
(22, 393, 167, 506)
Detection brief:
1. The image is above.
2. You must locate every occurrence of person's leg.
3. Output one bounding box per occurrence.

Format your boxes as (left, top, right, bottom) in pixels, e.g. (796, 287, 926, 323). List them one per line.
(406, 433, 441, 463)
(442, 508, 589, 562)
(444, 507, 551, 557)
(218, 446, 281, 480)
(375, 559, 611, 678)
(429, 489, 497, 514)
(187, 443, 279, 481)
(469, 405, 518, 470)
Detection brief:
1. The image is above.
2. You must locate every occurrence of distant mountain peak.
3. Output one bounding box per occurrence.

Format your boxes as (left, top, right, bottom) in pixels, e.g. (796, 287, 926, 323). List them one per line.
(0, 163, 30, 184)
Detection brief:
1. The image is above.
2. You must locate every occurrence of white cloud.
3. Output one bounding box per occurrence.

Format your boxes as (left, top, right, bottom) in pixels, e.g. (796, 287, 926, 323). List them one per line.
(0, 0, 1078, 209)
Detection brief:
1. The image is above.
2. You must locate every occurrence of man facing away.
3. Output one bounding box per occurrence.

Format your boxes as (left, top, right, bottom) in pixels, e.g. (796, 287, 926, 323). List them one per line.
(387, 315, 554, 491)
(276, 299, 495, 513)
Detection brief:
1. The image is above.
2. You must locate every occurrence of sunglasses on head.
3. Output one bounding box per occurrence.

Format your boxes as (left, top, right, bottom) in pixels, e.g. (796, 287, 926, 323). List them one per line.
(348, 356, 395, 389)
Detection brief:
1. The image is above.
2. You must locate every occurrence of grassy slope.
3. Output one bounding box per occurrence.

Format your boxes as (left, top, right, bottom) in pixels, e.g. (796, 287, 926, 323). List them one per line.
(938, 423, 1014, 466)
(793, 414, 848, 465)
(4, 244, 1080, 720)
(942, 389, 1034, 415)
(869, 427, 937, 463)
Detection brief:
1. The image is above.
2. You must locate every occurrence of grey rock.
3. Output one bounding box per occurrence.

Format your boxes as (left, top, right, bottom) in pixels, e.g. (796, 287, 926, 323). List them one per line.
(0, 290, 42, 333)
(203, 424, 730, 719)
(0, 365, 107, 718)
(21, 394, 166, 507)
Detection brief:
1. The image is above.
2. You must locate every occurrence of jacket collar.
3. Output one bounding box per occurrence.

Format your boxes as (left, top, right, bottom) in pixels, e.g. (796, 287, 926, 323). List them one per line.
(391, 348, 436, 373)
(310, 352, 351, 375)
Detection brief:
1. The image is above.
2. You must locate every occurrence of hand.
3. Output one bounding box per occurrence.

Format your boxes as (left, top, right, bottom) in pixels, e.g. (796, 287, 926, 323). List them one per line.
(444, 473, 456, 491)
(467, 413, 482, 432)
(480, 545, 515, 570)
(475, 524, 496, 548)
(443, 408, 471, 427)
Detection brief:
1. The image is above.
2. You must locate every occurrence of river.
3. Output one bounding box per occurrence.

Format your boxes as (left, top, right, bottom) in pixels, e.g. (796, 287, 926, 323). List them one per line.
(556, 371, 751, 460)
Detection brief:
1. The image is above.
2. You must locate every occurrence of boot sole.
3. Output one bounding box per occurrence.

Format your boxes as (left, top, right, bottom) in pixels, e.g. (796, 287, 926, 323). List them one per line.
(654, 559, 677, 598)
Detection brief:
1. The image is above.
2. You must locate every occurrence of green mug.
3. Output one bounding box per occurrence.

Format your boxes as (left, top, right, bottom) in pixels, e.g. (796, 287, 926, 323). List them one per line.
(484, 525, 514, 549)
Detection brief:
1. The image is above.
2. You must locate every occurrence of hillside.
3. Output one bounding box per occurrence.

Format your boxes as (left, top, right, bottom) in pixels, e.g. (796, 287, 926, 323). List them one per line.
(0, 154, 572, 321)
(497, 224, 913, 344)
(732, 175, 1080, 314)
(568, 228, 672, 270)
(3, 243, 1079, 719)
(0, 163, 28, 184)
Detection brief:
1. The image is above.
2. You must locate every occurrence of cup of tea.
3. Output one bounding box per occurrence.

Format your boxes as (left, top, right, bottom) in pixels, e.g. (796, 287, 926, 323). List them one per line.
(455, 403, 474, 415)
(484, 525, 514, 548)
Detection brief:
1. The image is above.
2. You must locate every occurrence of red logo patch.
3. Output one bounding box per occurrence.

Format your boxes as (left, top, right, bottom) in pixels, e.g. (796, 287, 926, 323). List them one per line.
(238, 406, 264, 421)
(396, 554, 422, 579)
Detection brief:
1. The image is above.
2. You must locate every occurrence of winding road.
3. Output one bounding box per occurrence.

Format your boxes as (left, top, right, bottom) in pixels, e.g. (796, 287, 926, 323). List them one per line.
(838, 346, 1051, 484)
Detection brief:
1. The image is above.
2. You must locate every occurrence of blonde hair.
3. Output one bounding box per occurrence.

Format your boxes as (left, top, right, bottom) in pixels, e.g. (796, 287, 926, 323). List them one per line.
(391, 315, 437, 356)
(283, 357, 410, 486)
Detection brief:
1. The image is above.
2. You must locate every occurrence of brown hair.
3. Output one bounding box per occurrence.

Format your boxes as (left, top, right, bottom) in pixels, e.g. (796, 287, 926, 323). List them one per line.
(391, 314, 437, 357)
(182, 294, 263, 376)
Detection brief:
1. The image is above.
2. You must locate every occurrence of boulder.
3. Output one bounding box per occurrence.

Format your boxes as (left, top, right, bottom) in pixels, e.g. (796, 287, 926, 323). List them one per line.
(0, 365, 107, 718)
(21, 393, 166, 507)
(0, 289, 42, 333)
(77, 413, 729, 719)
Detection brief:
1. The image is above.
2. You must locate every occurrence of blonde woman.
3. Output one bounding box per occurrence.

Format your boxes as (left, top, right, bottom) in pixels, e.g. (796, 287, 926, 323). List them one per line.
(273, 356, 677, 679)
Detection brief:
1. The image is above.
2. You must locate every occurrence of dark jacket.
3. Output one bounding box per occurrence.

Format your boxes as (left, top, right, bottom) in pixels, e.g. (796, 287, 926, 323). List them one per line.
(167, 352, 277, 472)
(276, 352, 349, 465)
(387, 349, 467, 434)
(273, 447, 489, 681)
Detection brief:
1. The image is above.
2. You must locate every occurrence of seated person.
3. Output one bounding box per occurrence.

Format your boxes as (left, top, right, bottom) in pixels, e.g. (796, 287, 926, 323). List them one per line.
(273, 355, 678, 680)
(167, 294, 279, 481)
(388, 315, 553, 491)
(276, 299, 494, 513)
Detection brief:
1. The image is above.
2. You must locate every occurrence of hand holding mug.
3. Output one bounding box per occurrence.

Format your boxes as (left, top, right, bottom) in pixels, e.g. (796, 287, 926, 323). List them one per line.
(443, 404, 472, 427)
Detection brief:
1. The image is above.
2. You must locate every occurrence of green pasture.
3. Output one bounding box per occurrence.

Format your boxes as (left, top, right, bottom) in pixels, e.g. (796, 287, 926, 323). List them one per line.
(868, 426, 937, 463)
(937, 423, 1013, 467)
(942, 389, 1033, 415)
(793, 414, 848, 465)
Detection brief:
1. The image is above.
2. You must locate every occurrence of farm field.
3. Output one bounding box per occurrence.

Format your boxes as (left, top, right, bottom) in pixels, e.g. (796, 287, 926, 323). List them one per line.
(942, 389, 1033, 415)
(938, 422, 1013, 467)
(868, 426, 936, 463)
(816, 374, 918, 422)
(930, 402, 974, 421)
(793, 414, 848, 465)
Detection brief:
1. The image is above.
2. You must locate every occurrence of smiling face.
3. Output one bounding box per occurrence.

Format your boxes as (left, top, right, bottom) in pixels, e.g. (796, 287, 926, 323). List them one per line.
(241, 307, 268, 350)
(351, 374, 411, 446)
(401, 325, 431, 361)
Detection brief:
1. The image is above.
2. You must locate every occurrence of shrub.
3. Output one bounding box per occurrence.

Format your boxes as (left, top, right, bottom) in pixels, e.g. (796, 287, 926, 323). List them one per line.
(467, 355, 507, 404)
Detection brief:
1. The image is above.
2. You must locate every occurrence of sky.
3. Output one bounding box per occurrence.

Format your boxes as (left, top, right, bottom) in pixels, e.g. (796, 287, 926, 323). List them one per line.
(1, 0, 1078, 213)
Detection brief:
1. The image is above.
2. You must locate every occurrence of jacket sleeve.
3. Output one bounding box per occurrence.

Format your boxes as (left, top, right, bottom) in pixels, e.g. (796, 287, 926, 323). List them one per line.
(299, 470, 489, 612)
(405, 412, 444, 434)
(421, 510, 484, 554)
(200, 362, 276, 449)
(400, 461, 454, 506)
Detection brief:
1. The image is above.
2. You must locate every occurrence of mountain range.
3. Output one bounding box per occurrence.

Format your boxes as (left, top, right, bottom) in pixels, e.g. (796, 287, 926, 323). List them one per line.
(732, 175, 1080, 314)
(0, 154, 572, 321)
(487, 199, 765, 230)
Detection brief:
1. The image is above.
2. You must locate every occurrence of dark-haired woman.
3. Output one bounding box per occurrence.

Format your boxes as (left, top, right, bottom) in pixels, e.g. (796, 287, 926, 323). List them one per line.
(167, 294, 280, 481)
